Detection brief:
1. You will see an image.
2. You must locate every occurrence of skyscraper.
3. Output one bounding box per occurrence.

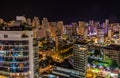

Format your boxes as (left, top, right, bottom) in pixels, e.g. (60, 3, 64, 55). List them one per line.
(26, 18, 32, 25)
(97, 27, 105, 44)
(73, 42, 88, 78)
(105, 19, 109, 34)
(77, 21, 86, 36)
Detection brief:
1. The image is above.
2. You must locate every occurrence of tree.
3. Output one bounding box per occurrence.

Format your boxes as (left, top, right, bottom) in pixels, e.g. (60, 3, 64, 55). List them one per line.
(110, 60, 119, 68)
(0, 23, 5, 30)
(39, 54, 43, 59)
(46, 56, 53, 64)
(94, 49, 100, 56)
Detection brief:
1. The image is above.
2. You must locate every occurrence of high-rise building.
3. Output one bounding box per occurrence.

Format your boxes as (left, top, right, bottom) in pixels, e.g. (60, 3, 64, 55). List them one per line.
(32, 17, 40, 28)
(73, 42, 88, 78)
(65, 25, 72, 40)
(89, 20, 94, 26)
(104, 19, 109, 34)
(34, 17, 40, 27)
(16, 16, 26, 23)
(102, 44, 120, 67)
(119, 25, 120, 38)
(26, 18, 32, 25)
(57, 21, 64, 36)
(108, 29, 112, 38)
(33, 46, 39, 78)
(77, 21, 86, 36)
(97, 27, 105, 43)
(0, 31, 34, 78)
(42, 18, 49, 31)
(0, 18, 4, 23)
(72, 23, 78, 36)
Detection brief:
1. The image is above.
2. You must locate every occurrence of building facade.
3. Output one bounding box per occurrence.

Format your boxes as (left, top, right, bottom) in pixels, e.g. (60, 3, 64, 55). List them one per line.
(97, 27, 105, 43)
(0, 31, 34, 78)
(102, 44, 120, 67)
(73, 42, 88, 78)
(33, 46, 39, 78)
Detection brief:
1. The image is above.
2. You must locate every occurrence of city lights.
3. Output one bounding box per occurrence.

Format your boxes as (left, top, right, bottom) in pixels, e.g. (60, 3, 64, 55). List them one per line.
(0, 16, 119, 78)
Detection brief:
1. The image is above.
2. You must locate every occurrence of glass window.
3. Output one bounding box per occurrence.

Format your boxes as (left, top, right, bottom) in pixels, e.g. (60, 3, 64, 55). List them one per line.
(4, 34, 8, 38)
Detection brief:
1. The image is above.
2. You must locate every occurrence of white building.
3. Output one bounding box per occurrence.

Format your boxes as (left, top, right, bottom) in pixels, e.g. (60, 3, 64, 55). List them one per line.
(16, 16, 26, 22)
(0, 31, 34, 78)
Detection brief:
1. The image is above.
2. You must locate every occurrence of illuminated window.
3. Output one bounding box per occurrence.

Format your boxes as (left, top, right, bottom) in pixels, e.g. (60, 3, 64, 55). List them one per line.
(21, 34, 28, 38)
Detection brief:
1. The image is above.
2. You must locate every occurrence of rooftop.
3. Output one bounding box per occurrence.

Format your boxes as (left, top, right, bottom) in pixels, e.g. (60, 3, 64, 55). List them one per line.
(75, 41, 88, 45)
(0, 25, 32, 31)
(103, 44, 120, 51)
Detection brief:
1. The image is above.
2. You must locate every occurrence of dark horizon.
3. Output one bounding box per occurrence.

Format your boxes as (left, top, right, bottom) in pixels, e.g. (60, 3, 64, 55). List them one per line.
(0, 0, 120, 24)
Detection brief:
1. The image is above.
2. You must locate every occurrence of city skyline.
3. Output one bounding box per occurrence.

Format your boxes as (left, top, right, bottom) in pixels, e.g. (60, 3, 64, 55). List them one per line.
(0, 0, 119, 75)
(0, 15, 119, 78)
(0, 0, 120, 24)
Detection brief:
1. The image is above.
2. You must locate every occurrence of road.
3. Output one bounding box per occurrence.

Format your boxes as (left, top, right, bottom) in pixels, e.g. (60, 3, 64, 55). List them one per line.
(0, 75, 7, 78)
(38, 45, 74, 74)
(39, 65, 53, 74)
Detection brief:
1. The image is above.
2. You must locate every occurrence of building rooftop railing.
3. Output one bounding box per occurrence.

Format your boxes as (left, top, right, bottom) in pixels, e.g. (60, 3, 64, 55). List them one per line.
(0, 25, 33, 31)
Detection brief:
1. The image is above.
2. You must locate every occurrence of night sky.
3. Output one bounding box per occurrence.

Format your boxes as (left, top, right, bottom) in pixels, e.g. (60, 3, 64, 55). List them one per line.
(0, 0, 120, 24)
